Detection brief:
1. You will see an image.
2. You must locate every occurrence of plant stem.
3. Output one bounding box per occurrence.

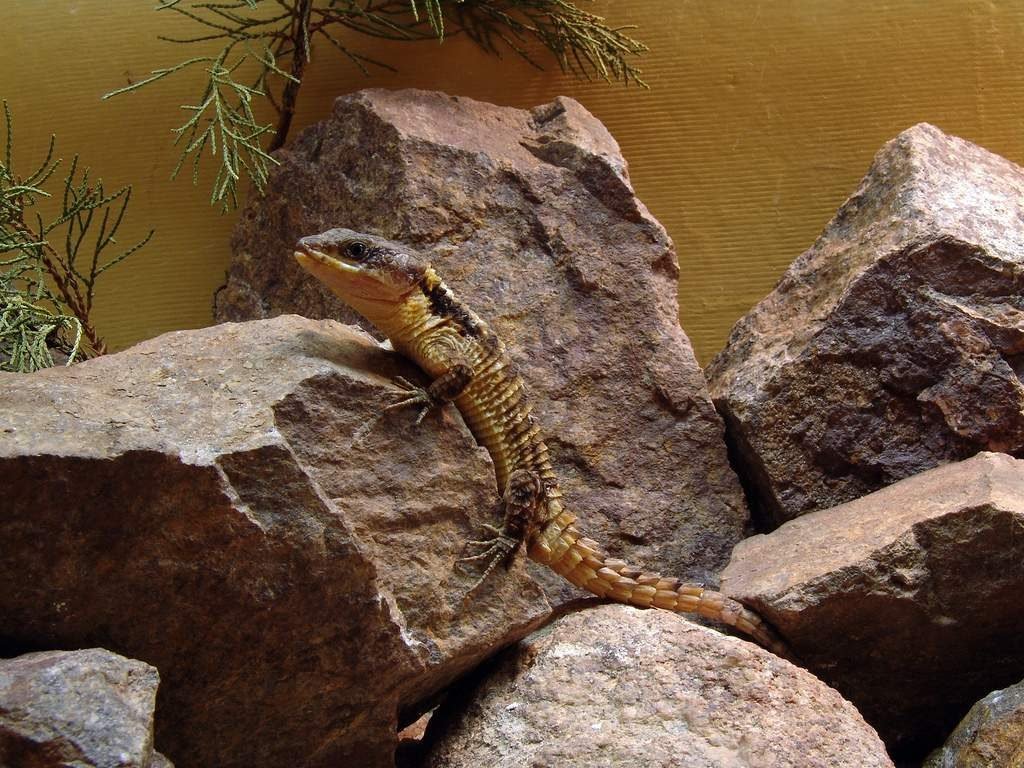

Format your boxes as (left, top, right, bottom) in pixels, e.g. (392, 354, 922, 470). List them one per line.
(269, 0, 312, 151)
(8, 216, 106, 356)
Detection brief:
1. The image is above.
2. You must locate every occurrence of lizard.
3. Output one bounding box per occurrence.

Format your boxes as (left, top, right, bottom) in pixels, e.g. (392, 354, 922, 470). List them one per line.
(293, 227, 789, 657)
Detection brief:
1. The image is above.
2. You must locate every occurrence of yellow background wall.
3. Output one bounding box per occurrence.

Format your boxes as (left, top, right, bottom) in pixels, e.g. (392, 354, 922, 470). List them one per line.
(5, 1, 1024, 364)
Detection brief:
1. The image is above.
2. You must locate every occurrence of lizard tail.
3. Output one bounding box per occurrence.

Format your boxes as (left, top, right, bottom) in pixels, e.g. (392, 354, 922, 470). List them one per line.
(529, 509, 791, 659)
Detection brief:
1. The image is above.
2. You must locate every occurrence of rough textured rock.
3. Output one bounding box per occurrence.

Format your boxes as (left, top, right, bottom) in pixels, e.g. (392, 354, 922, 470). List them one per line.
(0, 316, 549, 768)
(721, 452, 1024, 761)
(924, 677, 1024, 768)
(707, 123, 1024, 526)
(0, 648, 168, 768)
(217, 88, 749, 595)
(423, 604, 893, 768)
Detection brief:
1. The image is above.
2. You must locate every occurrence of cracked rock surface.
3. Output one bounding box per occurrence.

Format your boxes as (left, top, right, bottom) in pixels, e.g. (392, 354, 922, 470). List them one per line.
(218, 88, 749, 597)
(707, 123, 1024, 526)
(0, 316, 548, 768)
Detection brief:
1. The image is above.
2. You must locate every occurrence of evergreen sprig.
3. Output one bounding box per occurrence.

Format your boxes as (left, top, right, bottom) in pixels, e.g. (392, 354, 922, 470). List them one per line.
(0, 101, 153, 372)
(452, 1, 648, 84)
(104, 0, 647, 210)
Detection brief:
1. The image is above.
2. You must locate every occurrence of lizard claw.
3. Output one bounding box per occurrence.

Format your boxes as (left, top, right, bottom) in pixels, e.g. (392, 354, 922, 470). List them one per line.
(383, 376, 438, 424)
(462, 523, 504, 545)
(392, 376, 419, 391)
(455, 527, 519, 598)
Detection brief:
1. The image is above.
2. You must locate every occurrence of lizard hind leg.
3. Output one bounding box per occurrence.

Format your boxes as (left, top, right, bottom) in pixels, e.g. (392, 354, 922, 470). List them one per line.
(455, 469, 546, 598)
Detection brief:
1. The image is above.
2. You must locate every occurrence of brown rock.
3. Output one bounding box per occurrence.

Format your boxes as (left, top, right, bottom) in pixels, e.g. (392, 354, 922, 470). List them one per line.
(707, 123, 1024, 526)
(218, 88, 749, 595)
(423, 604, 893, 768)
(924, 677, 1024, 768)
(0, 316, 548, 767)
(721, 452, 1024, 761)
(0, 648, 168, 768)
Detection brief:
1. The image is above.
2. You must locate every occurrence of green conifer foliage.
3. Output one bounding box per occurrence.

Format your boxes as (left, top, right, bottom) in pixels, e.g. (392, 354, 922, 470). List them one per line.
(0, 102, 152, 372)
(104, 0, 647, 210)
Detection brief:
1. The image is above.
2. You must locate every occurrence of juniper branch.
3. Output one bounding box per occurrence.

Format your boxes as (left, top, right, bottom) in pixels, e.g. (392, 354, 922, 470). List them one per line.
(0, 101, 153, 372)
(104, 0, 647, 210)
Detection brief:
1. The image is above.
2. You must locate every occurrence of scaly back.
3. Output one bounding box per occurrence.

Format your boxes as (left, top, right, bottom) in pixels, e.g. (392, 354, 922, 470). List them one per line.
(293, 229, 790, 658)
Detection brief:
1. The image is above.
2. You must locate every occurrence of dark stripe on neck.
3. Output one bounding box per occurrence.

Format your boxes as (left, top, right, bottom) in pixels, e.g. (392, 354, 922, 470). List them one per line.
(419, 274, 483, 338)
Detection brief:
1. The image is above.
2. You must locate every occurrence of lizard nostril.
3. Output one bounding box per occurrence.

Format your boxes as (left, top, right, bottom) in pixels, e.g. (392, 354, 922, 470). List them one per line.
(296, 235, 326, 255)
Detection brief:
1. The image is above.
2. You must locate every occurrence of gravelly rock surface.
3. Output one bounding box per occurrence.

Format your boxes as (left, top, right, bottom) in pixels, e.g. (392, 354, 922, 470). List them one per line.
(0, 648, 169, 768)
(924, 676, 1024, 768)
(423, 604, 894, 768)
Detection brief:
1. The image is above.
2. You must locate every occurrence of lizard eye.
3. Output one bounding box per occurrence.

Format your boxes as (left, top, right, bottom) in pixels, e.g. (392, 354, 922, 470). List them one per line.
(346, 241, 368, 260)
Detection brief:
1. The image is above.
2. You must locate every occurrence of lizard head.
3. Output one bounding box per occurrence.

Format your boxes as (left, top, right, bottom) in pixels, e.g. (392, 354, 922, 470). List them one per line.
(293, 228, 428, 305)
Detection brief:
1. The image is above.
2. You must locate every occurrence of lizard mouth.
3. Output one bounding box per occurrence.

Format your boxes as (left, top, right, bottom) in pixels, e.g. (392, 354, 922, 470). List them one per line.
(293, 241, 364, 276)
(293, 229, 426, 305)
(292, 239, 415, 307)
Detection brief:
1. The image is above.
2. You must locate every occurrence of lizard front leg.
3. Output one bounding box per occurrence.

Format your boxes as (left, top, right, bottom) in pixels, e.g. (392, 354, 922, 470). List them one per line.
(457, 469, 546, 595)
(385, 361, 473, 425)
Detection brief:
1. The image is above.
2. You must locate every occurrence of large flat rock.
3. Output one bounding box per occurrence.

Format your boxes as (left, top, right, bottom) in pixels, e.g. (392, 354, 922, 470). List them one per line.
(721, 452, 1024, 761)
(0, 316, 548, 767)
(424, 604, 893, 768)
(218, 88, 750, 594)
(707, 123, 1024, 525)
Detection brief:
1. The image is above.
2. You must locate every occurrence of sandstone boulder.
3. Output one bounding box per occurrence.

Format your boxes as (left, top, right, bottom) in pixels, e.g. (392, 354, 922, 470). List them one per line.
(0, 648, 168, 768)
(0, 316, 549, 768)
(721, 452, 1024, 761)
(423, 604, 893, 768)
(924, 677, 1024, 768)
(218, 88, 749, 595)
(707, 123, 1024, 526)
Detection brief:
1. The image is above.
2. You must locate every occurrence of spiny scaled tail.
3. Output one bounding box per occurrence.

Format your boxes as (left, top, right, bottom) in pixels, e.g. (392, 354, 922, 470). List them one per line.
(529, 511, 791, 659)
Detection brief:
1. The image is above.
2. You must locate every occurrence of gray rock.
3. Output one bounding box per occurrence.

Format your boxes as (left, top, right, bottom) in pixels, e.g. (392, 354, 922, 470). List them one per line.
(0, 648, 169, 768)
(424, 604, 894, 768)
(707, 123, 1024, 526)
(721, 452, 1024, 761)
(218, 88, 750, 596)
(924, 677, 1024, 768)
(0, 316, 549, 767)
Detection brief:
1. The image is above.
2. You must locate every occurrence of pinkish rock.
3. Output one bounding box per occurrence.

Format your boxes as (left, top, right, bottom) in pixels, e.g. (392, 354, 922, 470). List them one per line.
(423, 604, 894, 768)
(721, 452, 1024, 761)
(217, 88, 749, 596)
(0, 648, 169, 767)
(0, 316, 548, 767)
(707, 123, 1024, 526)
